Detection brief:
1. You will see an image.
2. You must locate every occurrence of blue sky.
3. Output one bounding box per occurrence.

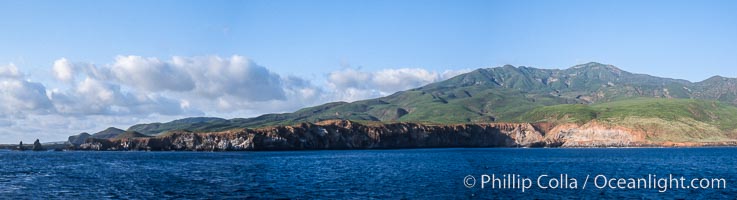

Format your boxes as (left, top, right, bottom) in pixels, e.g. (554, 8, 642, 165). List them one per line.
(3, 0, 736, 81)
(0, 0, 736, 143)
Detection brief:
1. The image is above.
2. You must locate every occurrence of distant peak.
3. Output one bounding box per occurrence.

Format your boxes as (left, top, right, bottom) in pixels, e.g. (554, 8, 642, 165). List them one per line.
(569, 62, 621, 71)
(104, 127, 123, 131)
(703, 75, 733, 82)
(572, 62, 604, 68)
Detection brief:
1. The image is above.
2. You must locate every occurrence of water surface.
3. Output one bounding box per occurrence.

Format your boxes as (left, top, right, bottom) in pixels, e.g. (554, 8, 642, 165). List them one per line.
(0, 148, 734, 199)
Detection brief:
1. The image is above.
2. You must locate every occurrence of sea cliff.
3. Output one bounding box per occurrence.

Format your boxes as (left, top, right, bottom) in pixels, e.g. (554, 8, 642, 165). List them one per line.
(76, 120, 737, 151)
(79, 120, 545, 151)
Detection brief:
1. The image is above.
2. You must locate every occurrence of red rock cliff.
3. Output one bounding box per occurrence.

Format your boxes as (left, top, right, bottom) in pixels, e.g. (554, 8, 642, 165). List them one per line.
(78, 120, 735, 151)
(79, 120, 549, 151)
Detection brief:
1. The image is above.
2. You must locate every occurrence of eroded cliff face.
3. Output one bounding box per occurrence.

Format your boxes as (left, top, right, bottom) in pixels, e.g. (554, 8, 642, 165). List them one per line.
(545, 121, 643, 147)
(79, 120, 550, 151)
(76, 120, 733, 151)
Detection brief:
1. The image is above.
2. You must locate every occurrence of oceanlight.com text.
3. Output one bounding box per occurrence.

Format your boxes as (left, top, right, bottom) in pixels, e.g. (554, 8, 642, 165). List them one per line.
(463, 174, 726, 192)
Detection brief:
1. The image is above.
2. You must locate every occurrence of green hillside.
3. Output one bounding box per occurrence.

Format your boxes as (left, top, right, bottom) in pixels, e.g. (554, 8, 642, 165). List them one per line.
(99, 62, 737, 138)
(128, 117, 227, 135)
(90, 127, 125, 139)
(113, 131, 151, 139)
(521, 98, 737, 142)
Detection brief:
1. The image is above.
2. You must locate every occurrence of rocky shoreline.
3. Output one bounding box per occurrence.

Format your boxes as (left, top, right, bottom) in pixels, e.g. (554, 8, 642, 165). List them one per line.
(71, 120, 737, 151)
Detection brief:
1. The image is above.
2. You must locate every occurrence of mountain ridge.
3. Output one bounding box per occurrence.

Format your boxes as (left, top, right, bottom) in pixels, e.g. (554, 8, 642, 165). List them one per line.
(70, 62, 737, 147)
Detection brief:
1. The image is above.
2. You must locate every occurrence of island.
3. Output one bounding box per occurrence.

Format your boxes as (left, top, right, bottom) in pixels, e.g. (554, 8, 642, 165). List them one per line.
(55, 62, 737, 151)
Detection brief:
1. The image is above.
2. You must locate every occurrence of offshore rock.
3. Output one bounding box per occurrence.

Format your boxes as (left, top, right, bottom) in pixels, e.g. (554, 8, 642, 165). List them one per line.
(32, 139, 45, 151)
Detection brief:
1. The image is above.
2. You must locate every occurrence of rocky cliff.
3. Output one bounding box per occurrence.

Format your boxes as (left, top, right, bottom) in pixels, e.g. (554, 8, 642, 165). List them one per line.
(79, 120, 549, 151)
(68, 132, 91, 146)
(77, 120, 732, 151)
(68, 63, 737, 150)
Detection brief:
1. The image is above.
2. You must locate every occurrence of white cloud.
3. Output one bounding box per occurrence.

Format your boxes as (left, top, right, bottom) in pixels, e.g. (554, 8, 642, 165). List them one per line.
(49, 77, 196, 116)
(372, 68, 439, 92)
(171, 55, 287, 101)
(52, 58, 76, 82)
(111, 55, 195, 92)
(327, 67, 471, 101)
(0, 64, 22, 78)
(0, 64, 54, 116)
(0, 56, 473, 143)
(327, 68, 371, 90)
(47, 55, 328, 115)
(0, 79, 54, 114)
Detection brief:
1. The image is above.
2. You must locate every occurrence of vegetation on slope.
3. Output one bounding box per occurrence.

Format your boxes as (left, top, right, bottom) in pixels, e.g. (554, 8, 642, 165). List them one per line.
(520, 98, 737, 142)
(79, 62, 737, 143)
(127, 117, 227, 135)
(90, 127, 126, 139)
(113, 131, 150, 139)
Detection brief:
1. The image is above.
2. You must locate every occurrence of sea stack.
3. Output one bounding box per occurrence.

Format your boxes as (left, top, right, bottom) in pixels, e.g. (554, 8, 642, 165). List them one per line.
(32, 139, 45, 151)
(17, 141, 25, 151)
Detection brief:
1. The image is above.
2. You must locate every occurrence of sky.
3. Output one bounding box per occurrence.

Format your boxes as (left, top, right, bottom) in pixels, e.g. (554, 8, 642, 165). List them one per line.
(0, 0, 736, 143)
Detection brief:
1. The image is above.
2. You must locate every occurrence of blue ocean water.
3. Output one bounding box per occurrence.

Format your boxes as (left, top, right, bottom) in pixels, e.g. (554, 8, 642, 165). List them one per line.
(0, 148, 734, 199)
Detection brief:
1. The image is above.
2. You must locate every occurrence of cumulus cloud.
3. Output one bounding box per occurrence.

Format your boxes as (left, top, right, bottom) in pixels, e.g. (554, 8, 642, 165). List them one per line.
(47, 55, 324, 113)
(0, 61, 196, 118)
(9, 56, 472, 117)
(0, 64, 54, 115)
(52, 58, 76, 82)
(0, 55, 474, 143)
(52, 58, 113, 82)
(327, 68, 371, 90)
(0, 80, 54, 113)
(0, 63, 22, 78)
(111, 55, 195, 92)
(171, 55, 287, 101)
(372, 68, 439, 92)
(327, 67, 471, 101)
(48, 77, 197, 116)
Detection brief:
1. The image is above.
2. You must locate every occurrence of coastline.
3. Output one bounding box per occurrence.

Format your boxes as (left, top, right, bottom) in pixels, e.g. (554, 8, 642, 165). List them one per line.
(6, 119, 737, 151)
(72, 118, 737, 151)
(5, 144, 737, 152)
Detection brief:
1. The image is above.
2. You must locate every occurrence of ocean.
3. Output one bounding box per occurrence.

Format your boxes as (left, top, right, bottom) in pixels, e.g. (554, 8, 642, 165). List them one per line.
(1, 148, 734, 199)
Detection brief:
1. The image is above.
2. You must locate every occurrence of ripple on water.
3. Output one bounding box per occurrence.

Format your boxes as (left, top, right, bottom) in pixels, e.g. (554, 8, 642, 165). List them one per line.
(0, 148, 735, 199)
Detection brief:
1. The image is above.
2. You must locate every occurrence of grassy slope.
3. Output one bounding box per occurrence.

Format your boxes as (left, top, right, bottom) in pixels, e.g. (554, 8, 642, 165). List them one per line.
(520, 98, 737, 142)
(127, 117, 228, 135)
(117, 63, 737, 143)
